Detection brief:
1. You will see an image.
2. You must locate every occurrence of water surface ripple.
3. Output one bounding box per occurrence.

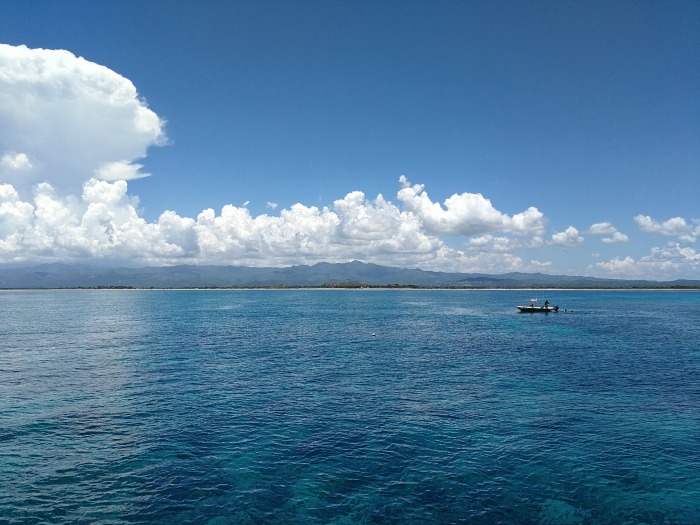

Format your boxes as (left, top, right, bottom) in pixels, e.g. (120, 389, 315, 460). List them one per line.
(1, 289, 698, 524)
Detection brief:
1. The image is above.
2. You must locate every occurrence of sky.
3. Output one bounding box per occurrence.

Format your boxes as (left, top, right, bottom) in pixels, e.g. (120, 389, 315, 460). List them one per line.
(1, 0, 699, 279)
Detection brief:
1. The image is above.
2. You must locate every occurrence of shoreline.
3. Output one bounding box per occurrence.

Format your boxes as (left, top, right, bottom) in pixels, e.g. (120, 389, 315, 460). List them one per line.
(2, 286, 698, 292)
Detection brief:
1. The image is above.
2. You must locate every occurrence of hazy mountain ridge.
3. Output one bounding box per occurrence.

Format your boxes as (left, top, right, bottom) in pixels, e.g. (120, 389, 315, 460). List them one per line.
(1, 262, 698, 289)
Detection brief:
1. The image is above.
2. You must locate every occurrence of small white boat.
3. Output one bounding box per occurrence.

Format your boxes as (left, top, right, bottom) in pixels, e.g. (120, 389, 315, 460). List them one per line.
(516, 299, 559, 313)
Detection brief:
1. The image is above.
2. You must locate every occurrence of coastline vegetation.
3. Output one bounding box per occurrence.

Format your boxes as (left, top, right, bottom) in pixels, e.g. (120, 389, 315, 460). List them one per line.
(2, 283, 698, 291)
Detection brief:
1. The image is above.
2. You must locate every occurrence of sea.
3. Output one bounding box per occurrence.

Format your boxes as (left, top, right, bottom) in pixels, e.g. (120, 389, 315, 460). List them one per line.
(1, 289, 699, 525)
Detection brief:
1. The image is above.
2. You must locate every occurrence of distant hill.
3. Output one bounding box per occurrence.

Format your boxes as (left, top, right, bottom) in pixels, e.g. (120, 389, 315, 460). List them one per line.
(1, 261, 698, 289)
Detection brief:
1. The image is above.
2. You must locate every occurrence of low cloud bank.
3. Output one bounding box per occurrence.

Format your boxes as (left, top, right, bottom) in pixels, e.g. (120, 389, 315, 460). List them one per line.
(0, 177, 542, 273)
(1, 177, 698, 279)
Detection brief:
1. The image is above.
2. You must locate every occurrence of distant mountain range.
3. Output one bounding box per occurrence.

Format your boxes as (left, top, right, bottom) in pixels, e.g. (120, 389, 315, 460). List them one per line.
(1, 261, 698, 289)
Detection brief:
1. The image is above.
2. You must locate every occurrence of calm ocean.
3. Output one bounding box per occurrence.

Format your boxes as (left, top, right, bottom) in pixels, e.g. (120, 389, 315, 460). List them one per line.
(1, 289, 698, 524)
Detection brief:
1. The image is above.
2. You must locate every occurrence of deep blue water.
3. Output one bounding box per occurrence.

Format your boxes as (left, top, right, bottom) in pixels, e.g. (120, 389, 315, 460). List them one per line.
(1, 289, 699, 524)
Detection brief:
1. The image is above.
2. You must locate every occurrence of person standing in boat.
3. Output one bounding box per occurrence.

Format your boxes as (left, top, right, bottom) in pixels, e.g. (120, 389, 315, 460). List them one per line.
(544, 300, 549, 308)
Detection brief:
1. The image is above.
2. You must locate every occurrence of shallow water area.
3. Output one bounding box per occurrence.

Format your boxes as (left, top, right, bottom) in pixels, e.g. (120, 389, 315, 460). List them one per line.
(1, 289, 699, 524)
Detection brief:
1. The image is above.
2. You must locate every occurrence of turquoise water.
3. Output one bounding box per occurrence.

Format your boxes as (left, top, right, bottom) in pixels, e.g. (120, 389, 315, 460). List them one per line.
(1, 289, 699, 524)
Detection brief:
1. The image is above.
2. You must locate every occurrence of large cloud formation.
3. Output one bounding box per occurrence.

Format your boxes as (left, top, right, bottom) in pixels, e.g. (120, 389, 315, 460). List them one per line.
(0, 176, 542, 272)
(0, 44, 166, 197)
(0, 44, 547, 272)
(0, 44, 698, 279)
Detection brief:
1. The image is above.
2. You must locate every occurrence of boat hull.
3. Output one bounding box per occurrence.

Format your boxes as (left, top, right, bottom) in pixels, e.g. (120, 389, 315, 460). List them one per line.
(516, 306, 559, 313)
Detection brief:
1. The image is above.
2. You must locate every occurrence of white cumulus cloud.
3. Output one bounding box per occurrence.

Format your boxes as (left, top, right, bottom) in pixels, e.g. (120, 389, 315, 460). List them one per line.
(634, 215, 700, 243)
(588, 222, 617, 235)
(587, 222, 629, 243)
(594, 256, 637, 275)
(397, 175, 545, 237)
(0, 177, 546, 274)
(550, 226, 584, 247)
(0, 44, 166, 197)
(467, 235, 514, 253)
(602, 232, 629, 244)
(591, 243, 700, 279)
(1, 152, 32, 171)
(643, 243, 700, 266)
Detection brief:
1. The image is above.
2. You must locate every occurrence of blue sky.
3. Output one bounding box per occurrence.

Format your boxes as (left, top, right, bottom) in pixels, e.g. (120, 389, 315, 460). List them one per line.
(1, 0, 699, 279)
